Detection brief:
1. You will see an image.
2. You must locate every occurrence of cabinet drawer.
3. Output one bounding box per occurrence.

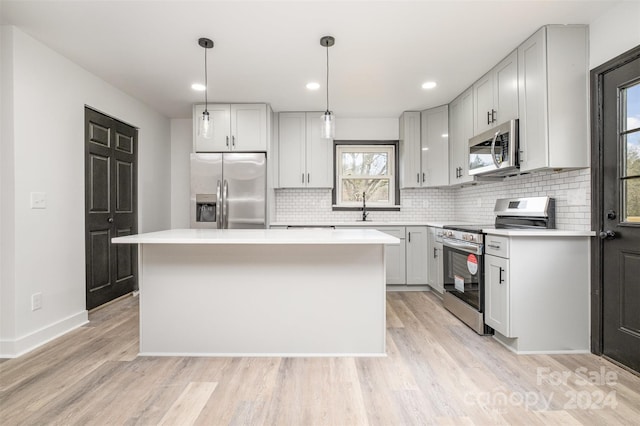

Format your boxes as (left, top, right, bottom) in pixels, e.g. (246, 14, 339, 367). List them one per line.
(485, 235, 509, 258)
(374, 227, 405, 239)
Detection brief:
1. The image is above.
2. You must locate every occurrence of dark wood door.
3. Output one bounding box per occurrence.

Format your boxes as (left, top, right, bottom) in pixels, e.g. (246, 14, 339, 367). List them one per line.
(601, 54, 640, 373)
(85, 107, 138, 310)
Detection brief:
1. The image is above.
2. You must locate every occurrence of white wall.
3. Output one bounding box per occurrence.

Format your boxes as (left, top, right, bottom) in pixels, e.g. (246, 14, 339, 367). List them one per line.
(0, 26, 172, 357)
(334, 117, 398, 140)
(171, 119, 192, 229)
(589, 1, 640, 69)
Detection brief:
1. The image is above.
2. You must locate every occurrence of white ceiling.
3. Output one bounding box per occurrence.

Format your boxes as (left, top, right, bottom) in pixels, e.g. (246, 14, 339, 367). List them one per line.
(1, 0, 621, 119)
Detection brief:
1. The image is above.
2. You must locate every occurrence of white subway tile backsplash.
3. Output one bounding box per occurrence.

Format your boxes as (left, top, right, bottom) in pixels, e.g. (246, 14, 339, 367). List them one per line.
(275, 168, 592, 231)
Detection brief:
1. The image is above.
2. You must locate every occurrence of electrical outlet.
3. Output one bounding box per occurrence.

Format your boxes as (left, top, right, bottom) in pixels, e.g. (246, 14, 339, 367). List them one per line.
(30, 192, 47, 209)
(31, 293, 42, 311)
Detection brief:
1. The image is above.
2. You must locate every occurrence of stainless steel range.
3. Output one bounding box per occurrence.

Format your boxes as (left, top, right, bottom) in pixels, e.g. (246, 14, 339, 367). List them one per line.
(441, 196, 555, 335)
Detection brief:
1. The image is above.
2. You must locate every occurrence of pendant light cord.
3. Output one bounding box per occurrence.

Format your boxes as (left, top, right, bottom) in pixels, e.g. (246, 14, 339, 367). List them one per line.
(326, 43, 330, 112)
(204, 46, 208, 111)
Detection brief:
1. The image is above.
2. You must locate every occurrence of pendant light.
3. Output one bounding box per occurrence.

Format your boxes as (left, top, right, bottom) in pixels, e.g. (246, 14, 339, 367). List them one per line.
(320, 36, 335, 139)
(197, 37, 214, 139)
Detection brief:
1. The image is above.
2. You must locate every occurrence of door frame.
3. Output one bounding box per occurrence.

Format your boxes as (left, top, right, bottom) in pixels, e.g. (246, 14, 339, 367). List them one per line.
(590, 44, 640, 354)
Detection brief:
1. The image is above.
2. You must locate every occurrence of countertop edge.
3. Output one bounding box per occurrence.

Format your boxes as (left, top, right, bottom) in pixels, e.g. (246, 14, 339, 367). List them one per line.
(483, 229, 596, 237)
(111, 229, 401, 245)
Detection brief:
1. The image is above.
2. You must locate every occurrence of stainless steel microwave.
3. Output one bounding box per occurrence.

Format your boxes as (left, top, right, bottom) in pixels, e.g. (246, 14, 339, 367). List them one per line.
(468, 119, 519, 176)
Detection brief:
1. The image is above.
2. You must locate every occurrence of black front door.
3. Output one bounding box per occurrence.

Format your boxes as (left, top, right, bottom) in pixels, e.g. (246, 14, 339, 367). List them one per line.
(85, 107, 138, 310)
(600, 52, 640, 373)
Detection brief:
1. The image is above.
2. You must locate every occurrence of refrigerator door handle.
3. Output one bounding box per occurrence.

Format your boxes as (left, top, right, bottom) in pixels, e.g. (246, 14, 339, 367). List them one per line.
(216, 180, 222, 229)
(223, 179, 229, 229)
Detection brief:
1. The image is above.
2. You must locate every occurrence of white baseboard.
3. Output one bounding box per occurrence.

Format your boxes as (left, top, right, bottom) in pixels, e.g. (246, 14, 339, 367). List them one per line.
(138, 352, 388, 358)
(0, 310, 89, 358)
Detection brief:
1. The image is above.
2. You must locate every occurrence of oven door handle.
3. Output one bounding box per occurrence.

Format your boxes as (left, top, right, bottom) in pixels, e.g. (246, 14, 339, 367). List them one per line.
(442, 238, 483, 255)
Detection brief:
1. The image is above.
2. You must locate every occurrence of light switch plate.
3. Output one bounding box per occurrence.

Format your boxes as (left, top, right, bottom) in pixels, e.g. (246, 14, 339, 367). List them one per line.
(30, 192, 46, 209)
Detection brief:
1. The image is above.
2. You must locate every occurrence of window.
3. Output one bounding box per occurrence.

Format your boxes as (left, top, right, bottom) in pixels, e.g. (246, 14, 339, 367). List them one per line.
(622, 81, 640, 223)
(334, 143, 398, 208)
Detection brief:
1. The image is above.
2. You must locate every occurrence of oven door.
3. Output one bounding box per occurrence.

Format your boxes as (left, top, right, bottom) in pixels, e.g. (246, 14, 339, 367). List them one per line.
(442, 238, 484, 311)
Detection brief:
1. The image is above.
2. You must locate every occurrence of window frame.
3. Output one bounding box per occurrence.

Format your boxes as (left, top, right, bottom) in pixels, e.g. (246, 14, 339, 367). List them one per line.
(332, 140, 401, 211)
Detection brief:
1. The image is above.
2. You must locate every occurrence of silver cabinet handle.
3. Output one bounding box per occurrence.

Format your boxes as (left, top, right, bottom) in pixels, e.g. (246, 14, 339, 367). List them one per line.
(491, 109, 497, 123)
(232, 135, 235, 148)
(302, 173, 305, 184)
(307, 173, 310, 183)
(499, 267, 505, 284)
(487, 243, 501, 249)
(416, 173, 420, 183)
(422, 172, 426, 183)
(487, 111, 491, 125)
(408, 232, 411, 243)
(107, 217, 114, 223)
(226, 136, 229, 147)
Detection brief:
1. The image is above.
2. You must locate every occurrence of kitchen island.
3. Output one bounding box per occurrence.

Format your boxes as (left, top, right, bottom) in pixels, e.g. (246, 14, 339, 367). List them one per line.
(112, 228, 399, 357)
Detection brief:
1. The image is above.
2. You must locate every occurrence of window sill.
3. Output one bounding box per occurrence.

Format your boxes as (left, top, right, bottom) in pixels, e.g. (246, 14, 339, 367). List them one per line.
(332, 205, 401, 212)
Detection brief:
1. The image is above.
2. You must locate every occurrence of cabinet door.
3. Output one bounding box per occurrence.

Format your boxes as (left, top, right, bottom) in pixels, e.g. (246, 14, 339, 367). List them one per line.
(494, 50, 519, 125)
(376, 227, 406, 285)
(278, 112, 306, 187)
(435, 240, 444, 293)
(421, 105, 449, 187)
(485, 254, 510, 336)
(231, 104, 267, 151)
(448, 89, 474, 184)
(518, 27, 547, 172)
(426, 228, 445, 293)
(399, 111, 422, 188)
(194, 104, 231, 152)
(406, 226, 428, 285)
(427, 228, 438, 286)
(473, 72, 494, 135)
(306, 113, 333, 188)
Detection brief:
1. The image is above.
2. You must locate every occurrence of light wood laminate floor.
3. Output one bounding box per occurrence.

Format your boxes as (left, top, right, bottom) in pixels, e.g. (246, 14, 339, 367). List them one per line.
(1, 291, 639, 425)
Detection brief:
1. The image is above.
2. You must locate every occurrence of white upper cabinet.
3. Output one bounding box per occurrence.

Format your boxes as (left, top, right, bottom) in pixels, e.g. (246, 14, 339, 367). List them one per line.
(400, 107, 449, 188)
(517, 25, 588, 172)
(194, 103, 267, 152)
(278, 112, 333, 188)
(449, 88, 475, 184)
(278, 112, 306, 187)
(421, 105, 449, 187)
(399, 111, 422, 188)
(473, 50, 518, 135)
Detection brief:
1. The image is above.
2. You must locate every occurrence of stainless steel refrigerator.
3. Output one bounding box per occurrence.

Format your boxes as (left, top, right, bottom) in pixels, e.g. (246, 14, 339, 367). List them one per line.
(190, 153, 266, 229)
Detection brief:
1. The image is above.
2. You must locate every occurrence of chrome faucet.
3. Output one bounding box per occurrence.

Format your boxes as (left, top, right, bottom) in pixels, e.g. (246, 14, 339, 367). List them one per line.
(361, 192, 369, 221)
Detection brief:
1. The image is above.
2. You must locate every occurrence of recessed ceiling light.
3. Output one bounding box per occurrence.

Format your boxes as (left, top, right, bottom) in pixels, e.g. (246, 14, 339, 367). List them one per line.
(441, 133, 448, 138)
(422, 147, 429, 151)
(306, 82, 320, 90)
(422, 81, 437, 90)
(191, 83, 206, 91)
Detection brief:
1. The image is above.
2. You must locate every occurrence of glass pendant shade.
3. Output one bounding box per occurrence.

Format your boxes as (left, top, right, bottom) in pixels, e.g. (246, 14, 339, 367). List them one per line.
(199, 110, 212, 139)
(321, 110, 335, 139)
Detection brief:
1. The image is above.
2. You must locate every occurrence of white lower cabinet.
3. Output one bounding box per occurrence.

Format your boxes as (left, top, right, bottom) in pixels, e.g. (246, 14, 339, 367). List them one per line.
(485, 252, 510, 337)
(376, 227, 406, 285)
(427, 227, 444, 293)
(406, 226, 428, 285)
(483, 233, 590, 353)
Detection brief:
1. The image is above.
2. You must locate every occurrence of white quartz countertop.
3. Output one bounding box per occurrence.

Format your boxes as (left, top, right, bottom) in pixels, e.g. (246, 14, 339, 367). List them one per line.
(484, 229, 595, 237)
(111, 228, 401, 245)
(269, 221, 473, 228)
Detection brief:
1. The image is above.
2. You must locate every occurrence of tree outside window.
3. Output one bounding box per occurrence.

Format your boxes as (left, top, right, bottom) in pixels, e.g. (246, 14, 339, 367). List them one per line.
(336, 145, 395, 207)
